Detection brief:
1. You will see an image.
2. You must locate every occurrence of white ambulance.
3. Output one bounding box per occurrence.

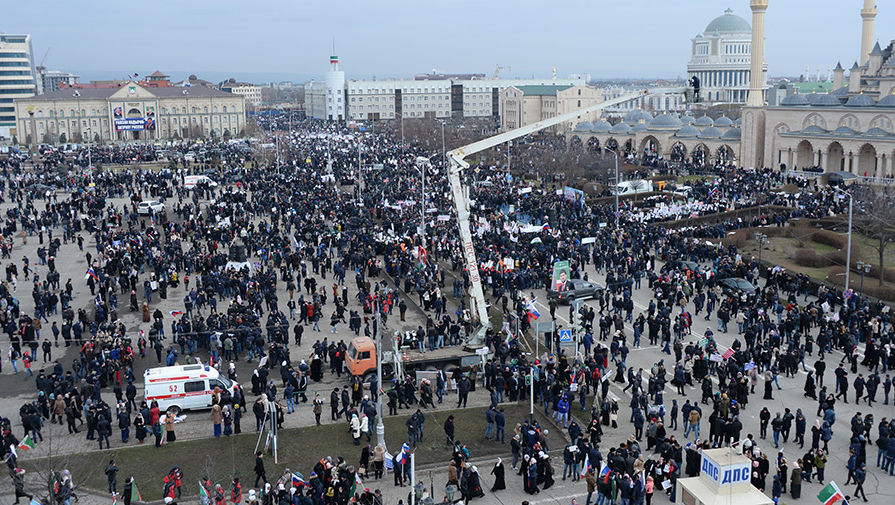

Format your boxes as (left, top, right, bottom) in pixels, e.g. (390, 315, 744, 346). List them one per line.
(144, 364, 237, 414)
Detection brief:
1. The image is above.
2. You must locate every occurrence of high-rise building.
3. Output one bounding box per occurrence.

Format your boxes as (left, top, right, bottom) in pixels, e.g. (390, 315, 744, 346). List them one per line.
(38, 69, 79, 93)
(0, 34, 37, 139)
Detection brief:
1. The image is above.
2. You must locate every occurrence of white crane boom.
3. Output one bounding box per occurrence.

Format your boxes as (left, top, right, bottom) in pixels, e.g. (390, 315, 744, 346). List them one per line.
(446, 86, 693, 345)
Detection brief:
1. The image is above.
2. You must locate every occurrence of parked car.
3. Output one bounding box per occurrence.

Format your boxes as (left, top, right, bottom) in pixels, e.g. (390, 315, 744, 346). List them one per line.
(718, 277, 756, 297)
(547, 278, 604, 304)
(137, 200, 164, 215)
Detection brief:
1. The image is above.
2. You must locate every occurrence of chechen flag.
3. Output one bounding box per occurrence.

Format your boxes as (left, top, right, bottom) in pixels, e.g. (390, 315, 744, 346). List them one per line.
(17, 435, 35, 451)
(817, 481, 844, 505)
(722, 348, 735, 360)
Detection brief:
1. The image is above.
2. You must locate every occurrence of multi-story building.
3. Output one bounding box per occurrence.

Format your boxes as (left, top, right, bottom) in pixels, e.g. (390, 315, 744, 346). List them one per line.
(600, 84, 686, 117)
(14, 80, 246, 144)
(0, 34, 37, 139)
(220, 79, 262, 107)
(303, 55, 585, 122)
(500, 85, 603, 132)
(686, 8, 768, 104)
(347, 79, 451, 120)
(38, 69, 79, 94)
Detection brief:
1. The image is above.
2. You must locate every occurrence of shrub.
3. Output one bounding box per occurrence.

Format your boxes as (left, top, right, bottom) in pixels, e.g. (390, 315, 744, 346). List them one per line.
(811, 229, 848, 250)
(793, 248, 830, 268)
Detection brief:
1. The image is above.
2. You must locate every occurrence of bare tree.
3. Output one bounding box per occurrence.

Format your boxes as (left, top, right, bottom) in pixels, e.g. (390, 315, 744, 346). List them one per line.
(16, 434, 110, 505)
(851, 185, 895, 286)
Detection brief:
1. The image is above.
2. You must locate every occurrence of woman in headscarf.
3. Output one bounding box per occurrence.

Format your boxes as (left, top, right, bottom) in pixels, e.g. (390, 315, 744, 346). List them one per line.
(525, 455, 539, 494)
(490, 458, 505, 492)
(540, 453, 555, 490)
(467, 466, 485, 501)
(350, 413, 361, 445)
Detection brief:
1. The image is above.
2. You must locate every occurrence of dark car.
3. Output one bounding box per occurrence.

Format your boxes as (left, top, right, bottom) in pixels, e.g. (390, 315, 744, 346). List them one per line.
(718, 277, 756, 297)
(547, 278, 604, 304)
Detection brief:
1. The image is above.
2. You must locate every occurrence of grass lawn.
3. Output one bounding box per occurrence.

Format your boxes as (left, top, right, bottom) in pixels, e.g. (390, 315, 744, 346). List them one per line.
(29, 403, 561, 501)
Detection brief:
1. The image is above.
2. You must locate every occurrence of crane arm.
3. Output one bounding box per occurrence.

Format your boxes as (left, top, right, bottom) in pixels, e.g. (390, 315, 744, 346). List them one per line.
(446, 86, 693, 345)
(448, 87, 690, 171)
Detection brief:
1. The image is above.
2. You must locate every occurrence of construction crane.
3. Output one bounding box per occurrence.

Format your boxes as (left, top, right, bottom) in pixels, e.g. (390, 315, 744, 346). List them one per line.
(492, 64, 511, 79)
(447, 86, 696, 347)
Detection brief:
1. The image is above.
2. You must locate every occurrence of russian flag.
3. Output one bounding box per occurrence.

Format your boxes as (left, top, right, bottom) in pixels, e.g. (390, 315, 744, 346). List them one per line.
(85, 267, 99, 281)
(292, 473, 308, 488)
(599, 462, 610, 482)
(580, 455, 592, 478)
(170, 310, 184, 318)
(398, 442, 411, 465)
(526, 298, 540, 321)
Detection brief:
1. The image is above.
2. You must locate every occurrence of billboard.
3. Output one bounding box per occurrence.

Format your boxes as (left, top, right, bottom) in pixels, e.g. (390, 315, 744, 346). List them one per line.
(114, 118, 155, 131)
(551, 260, 570, 292)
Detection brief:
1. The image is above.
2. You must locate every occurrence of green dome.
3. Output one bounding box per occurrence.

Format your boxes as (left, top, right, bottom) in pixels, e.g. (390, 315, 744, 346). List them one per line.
(705, 9, 751, 34)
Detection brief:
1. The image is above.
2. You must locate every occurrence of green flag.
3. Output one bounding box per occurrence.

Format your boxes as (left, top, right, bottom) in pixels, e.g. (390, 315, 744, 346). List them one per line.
(17, 435, 35, 451)
(817, 481, 843, 505)
(349, 473, 363, 496)
(198, 481, 209, 501)
(131, 480, 142, 502)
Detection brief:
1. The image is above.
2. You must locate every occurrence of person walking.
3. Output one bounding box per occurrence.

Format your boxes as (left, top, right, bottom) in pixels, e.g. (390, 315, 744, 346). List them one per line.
(12, 468, 32, 505)
(853, 462, 868, 502)
(105, 459, 119, 494)
(253, 451, 267, 487)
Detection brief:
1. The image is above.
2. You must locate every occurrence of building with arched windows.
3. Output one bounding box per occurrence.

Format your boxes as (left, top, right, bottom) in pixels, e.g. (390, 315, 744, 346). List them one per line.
(566, 3, 895, 176)
(13, 80, 246, 143)
(686, 9, 767, 105)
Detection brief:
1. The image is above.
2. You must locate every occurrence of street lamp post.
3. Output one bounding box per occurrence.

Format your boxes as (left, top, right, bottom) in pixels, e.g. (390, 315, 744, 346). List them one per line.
(833, 187, 854, 292)
(602, 147, 620, 228)
(375, 301, 386, 451)
(857, 261, 871, 297)
(754, 232, 767, 264)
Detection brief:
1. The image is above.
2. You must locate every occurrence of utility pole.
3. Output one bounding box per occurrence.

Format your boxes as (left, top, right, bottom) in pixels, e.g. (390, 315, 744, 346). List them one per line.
(357, 135, 362, 202)
(375, 302, 386, 450)
(614, 152, 619, 228)
(420, 159, 426, 239)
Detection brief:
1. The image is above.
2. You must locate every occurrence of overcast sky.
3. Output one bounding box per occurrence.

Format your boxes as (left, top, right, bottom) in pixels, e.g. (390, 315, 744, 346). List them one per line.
(9, 0, 892, 82)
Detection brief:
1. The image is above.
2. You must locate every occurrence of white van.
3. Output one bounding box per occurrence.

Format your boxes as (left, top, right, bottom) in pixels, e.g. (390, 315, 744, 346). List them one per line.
(614, 180, 653, 196)
(184, 175, 219, 189)
(144, 364, 236, 413)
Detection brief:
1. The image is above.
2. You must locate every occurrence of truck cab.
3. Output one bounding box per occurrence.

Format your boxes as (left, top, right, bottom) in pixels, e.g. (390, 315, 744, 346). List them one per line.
(345, 337, 376, 380)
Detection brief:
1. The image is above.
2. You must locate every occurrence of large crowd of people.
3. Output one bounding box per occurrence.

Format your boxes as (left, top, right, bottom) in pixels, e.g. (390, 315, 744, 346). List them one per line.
(0, 113, 889, 505)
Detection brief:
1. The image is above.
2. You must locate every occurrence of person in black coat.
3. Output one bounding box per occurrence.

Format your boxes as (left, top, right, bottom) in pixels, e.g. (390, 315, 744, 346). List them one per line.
(444, 415, 455, 445)
(490, 458, 506, 492)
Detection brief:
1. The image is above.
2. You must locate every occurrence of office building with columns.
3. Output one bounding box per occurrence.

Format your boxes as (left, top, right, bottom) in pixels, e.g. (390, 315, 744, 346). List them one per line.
(14, 80, 246, 143)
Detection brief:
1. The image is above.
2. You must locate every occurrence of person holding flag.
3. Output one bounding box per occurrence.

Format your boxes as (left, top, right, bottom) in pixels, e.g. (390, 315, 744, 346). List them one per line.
(817, 481, 846, 505)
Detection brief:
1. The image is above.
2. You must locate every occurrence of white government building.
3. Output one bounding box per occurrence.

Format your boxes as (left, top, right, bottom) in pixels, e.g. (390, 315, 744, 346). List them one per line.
(304, 55, 586, 122)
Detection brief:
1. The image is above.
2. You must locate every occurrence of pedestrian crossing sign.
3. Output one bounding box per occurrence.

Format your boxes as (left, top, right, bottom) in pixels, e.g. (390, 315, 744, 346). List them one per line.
(559, 329, 572, 342)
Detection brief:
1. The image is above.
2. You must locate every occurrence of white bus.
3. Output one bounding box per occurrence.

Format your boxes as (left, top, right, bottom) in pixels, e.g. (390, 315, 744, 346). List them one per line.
(144, 364, 236, 414)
